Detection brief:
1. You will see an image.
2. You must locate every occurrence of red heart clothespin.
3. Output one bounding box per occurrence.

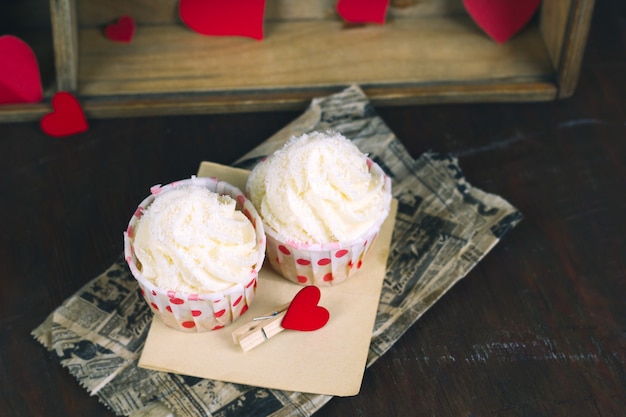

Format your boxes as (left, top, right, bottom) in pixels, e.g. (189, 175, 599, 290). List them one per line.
(0, 35, 43, 105)
(282, 285, 330, 331)
(179, 0, 266, 40)
(463, 0, 542, 44)
(232, 286, 330, 352)
(105, 15, 136, 43)
(40, 92, 89, 138)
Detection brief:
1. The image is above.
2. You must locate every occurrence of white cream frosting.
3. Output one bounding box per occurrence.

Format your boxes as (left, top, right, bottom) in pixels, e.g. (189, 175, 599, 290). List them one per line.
(133, 185, 258, 293)
(246, 131, 391, 244)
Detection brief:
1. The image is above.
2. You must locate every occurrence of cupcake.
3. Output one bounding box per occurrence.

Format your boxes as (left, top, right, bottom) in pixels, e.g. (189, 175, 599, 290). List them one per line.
(246, 131, 392, 286)
(124, 176, 265, 332)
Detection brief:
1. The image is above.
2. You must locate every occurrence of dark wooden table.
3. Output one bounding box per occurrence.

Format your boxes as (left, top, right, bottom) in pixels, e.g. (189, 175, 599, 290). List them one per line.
(2, 1, 625, 416)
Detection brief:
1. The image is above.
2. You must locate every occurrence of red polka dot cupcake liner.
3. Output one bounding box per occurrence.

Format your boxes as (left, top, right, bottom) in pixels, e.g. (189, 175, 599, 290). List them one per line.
(123, 176, 266, 333)
(264, 227, 381, 286)
(131, 273, 259, 332)
(263, 162, 392, 286)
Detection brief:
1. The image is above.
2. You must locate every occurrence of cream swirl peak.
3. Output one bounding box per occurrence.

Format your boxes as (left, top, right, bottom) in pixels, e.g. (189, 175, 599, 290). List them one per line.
(246, 131, 391, 244)
(132, 184, 259, 293)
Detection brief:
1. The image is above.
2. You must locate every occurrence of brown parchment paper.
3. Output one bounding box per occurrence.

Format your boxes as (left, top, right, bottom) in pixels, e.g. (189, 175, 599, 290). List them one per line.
(138, 162, 397, 397)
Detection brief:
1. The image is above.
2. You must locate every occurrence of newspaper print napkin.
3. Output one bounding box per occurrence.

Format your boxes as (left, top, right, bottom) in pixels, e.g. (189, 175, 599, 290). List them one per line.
(32, 85, 522, 417)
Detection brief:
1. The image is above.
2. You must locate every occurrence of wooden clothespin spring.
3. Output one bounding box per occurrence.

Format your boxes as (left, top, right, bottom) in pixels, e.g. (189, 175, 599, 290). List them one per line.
(232, 303, 290, 352)
(232, 286, 330, 352)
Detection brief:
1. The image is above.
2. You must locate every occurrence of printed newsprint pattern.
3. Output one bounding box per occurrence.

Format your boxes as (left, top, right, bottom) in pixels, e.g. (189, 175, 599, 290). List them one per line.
(33, 85, 522, 417)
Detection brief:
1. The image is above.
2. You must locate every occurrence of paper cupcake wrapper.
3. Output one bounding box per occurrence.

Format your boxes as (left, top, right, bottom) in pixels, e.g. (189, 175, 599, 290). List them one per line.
(264, 228, 381, 286)
(262, 160, 392, 286)
(123, 176, 265, 333)
(132, 274, 258, 332)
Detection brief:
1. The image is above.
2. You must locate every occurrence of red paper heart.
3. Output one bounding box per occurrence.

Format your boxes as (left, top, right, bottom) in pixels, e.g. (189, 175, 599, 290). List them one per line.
(105, 15, 136, 43)
(336, 0, 390, 24)
(179, 0, 266, 40)
(40, 92, 89, 137)
(282, 286, 330, 332)
(0, 35, 43, 105)
(463, 0, 542, 44)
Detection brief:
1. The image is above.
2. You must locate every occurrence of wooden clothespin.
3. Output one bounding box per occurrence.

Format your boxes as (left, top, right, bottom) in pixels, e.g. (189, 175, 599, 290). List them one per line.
(232, 286, 330, 352)
(232, 303, 290, 352)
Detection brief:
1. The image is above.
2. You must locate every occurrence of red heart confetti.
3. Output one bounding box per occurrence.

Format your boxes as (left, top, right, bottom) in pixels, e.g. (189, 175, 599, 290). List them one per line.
(105, 15, 136, 43)
(0, 35, 43, 105)
(463, 0, 542, 44)
(179, 0, 266, 40)
(336, 0, 390, 24)
(40, 92, 89, 138)
(282, 286, 330, 332)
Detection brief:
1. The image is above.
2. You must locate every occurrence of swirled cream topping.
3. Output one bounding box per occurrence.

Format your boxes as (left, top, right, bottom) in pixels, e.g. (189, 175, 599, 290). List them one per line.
(133, 185, 258, 293)
(246, 131, 391, 244)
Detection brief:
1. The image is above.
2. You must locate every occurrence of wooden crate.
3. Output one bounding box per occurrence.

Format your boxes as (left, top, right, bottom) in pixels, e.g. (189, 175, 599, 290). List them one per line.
(1, 0, 595, 122)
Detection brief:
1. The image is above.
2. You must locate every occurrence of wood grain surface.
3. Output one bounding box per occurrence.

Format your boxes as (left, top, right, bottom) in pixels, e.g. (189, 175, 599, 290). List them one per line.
(3, 0, 588, 122)
(75, 18, 553, 96)
(1, 0, 624, 416)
